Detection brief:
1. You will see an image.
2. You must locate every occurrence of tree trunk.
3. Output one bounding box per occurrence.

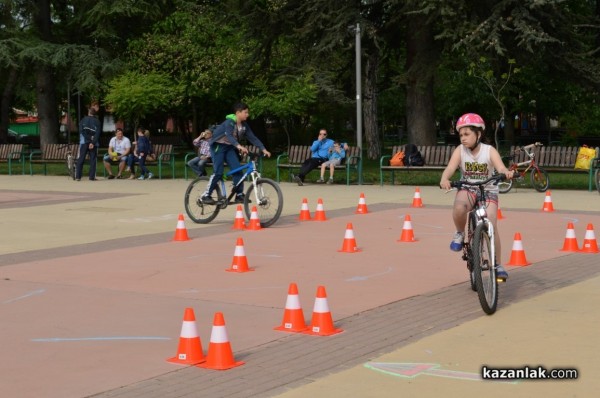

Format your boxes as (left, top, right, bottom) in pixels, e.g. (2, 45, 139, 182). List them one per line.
(405, 15, 438, 146)
(0, 67, 19, 143)
(363, 51, 381, 159)
(34, 0, 59, 146)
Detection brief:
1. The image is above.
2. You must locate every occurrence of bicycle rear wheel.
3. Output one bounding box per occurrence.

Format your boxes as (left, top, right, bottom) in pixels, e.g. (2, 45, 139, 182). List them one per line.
(184, 178, 220, 224)
(531, 167, 549, 192)
(497, 178, 513, 194)
(244, 178, 283, 228)
(66, 155, 76, 180)
(472, 222, 498, 315)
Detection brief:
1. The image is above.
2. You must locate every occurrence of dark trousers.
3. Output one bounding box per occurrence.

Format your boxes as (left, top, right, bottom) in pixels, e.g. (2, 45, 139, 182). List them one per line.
(206, 144, 244, 196)
(298, 157, 325, 181)
(76, 144, 98, 180)
(128, 155, 149, 176)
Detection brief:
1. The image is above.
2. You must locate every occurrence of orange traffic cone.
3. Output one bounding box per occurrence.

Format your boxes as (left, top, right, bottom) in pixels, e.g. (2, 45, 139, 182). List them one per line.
(232, 205, 246, 230)
(580, 223, 600, 253)
(299, 198, 311, 221)
(338, 223, 361, 253)
(497, 207, 505, 220)
(303, 286, 343, 336)
(196, 312, 244, 370)
(313, 198, 327, 221)
(411, 187, 424, 208)
(167, 307, 205, 365)
(506, 232, 532, 266)
(542, 191, 555, 212)
(355, 193, 369, 214)
(559, 222, 579, 252)
(173, 214, 191, 241)
(247, 206, 262, 230)
(397, 214, 417, 242)
(274, 283, 308, 333)
(226, 237, 254, 273)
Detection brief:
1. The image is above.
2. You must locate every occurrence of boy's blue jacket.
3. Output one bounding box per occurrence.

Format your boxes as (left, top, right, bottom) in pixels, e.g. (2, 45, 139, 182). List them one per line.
(209, 114, 265, 151)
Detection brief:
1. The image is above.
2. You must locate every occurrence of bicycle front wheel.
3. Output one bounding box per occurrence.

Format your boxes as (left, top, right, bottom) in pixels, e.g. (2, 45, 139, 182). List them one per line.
(472, 222, 498, 315)
(244, 178, 283, 228)
(66, 155, 76, 180)
(184, 178, 220, 224)
(497, 178, 513, 194)
(531, 167, 549, 192)
(595, 168, 600, 194)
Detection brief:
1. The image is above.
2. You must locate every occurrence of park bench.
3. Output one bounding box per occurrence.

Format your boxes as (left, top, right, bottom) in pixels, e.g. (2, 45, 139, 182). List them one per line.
(183, 145, 263, 180)
(379, 145, 455, 186)
(0, 143, 25, 175)
(508, 145, 600, 191)
(29, 143, 79, 176)
(275, 145, 362, 185)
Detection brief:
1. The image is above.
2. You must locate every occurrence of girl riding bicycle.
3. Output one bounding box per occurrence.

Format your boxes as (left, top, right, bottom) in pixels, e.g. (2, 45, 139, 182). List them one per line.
(439, 113, 514, 282)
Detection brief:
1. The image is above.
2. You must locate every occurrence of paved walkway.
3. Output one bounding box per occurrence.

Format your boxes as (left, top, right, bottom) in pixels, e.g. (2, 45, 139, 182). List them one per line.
(0, 175, 598, 398)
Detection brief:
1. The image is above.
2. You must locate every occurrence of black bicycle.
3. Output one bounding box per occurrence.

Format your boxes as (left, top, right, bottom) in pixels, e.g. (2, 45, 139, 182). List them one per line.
(184, 153, 283, 227)
(449, 174, 506, 315)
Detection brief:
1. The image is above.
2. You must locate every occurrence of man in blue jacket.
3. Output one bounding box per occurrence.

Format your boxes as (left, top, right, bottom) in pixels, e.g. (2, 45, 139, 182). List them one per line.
(201, 102, 271, 204)
(75, 103, 101, 181)
(293, 129, 333, 186)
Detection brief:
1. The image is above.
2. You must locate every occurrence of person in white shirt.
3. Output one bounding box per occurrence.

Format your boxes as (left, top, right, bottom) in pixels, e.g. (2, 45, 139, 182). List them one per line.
(103, 128, 132, 179)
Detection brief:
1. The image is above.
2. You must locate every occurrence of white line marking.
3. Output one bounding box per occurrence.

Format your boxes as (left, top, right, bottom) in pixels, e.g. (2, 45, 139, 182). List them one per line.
(3, 289, 46, 304)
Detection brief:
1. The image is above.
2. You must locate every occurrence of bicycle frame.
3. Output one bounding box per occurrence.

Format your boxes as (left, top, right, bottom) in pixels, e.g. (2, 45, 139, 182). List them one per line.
(215, 155, 261, 204)
(464, 190, 495, 271)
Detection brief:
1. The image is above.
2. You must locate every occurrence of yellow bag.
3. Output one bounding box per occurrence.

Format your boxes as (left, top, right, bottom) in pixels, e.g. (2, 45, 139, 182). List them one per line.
(574, 145, 596, 170)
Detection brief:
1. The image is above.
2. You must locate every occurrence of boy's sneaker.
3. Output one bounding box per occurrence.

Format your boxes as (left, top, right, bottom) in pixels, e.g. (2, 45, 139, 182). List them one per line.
(496, 264, 508, 282)
(234, 194, 246, 204)
(450, 231, 464, 251)
(137, 175, 145, 180)
(147, 172, 153, 180)
(201, 195, 216, 205)
(327, 178, 334, 184)
(316, 178, 325, 183)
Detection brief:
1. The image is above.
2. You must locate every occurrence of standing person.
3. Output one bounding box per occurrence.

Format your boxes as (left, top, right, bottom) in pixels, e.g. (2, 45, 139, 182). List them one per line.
(187, 129, 212, 177)
(317, 141, 346, 184)
(102, 128, 132, 179)
(293, 129, 333, 186)
(201, 102, 271, 204)
(128, 128, 154, 180)
(439, 113, 513, 282)
(75, 103, 101, 181)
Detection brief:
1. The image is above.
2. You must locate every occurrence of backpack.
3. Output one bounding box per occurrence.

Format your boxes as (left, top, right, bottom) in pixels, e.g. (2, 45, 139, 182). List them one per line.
(390, 150, 405, 166)
(404, 144, 425, 166)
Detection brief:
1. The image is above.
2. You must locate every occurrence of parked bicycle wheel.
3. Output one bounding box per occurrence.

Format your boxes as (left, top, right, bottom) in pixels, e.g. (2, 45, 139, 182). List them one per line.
(595, 168, 600, 194)
(530, 167, 549, 192)
(184, 178, 220, 224)
(244, 178, 283, 228)
(497, 178, 513, 194)
(472, 222, 498, 315)
(66, 154, 76, 180)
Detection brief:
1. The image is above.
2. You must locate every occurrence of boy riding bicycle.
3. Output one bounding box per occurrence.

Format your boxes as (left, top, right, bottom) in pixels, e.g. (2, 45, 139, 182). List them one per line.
(439, 113, 514, 282)
(201, 102, 271, 205)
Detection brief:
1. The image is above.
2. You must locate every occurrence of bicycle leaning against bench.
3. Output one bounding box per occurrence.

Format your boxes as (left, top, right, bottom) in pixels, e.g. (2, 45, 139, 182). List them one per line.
(184, 153, 284, 227)
(499, 142, 549, 193)
(61, 144, 76, 180)
(447, 174, 506, 315)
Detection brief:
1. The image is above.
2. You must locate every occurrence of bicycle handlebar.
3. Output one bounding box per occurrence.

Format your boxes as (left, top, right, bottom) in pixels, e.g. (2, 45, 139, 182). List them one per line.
(449, 174, 507, 190)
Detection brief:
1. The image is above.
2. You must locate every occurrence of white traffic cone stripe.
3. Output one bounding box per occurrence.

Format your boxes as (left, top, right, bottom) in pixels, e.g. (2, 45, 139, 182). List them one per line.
(512, 240, 524, 250)
(301, 203, 309, 210)
(316, 204, 324, 211)
(358, 198, 366, 204)
(565, 229, 576, 238)
(234, 245, 245, 256)
(177, 220, 185, 229)
(235, 210, 243, 217)
(403, 221, 412, 229)
(414, 192, 421, 198)
(251, 212, 259, 220)
(209, 325, 229, 343)
(180, 321, 199, 338)
(344, 229, 355, 239)
(545, 196, 552, 202)
(285, 295, 301, 310)
(584, 230, 596, 239)
(312, 297, 330, 313)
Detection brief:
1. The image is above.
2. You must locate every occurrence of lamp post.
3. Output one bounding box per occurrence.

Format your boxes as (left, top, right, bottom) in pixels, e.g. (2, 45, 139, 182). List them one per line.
(354, 23, 363, 185)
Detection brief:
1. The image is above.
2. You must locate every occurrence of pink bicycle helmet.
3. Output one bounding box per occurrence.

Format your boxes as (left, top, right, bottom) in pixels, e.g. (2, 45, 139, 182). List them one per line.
(456, 113, 485, 131)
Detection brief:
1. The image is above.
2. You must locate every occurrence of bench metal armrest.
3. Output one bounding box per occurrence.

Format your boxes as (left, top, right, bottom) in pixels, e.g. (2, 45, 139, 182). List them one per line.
(276, 152, 289, 182)
(158, 151, 176, 179)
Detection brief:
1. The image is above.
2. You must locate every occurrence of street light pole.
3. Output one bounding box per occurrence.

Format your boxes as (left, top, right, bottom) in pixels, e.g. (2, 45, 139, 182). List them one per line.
(355, 23, 363, 184)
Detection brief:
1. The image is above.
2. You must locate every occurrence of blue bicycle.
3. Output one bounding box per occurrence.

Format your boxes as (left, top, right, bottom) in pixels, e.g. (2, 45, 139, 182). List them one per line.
(184, 153, 283, 227)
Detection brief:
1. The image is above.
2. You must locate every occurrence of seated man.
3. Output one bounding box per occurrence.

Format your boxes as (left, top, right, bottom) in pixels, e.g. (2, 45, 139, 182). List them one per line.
(293, 128, 333, 186)
(103, 128, 132, 179)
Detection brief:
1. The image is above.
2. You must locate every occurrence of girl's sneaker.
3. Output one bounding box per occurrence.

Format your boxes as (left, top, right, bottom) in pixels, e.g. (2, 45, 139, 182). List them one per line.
(138, 175, 145, 180)
(495, 264, 508, 282)
(450, 231, 464, 251)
